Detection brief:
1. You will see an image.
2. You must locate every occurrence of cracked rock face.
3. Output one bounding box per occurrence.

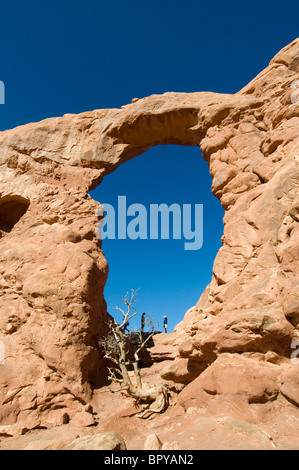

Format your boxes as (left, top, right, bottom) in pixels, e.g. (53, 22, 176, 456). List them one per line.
(0, 39, 298, 427)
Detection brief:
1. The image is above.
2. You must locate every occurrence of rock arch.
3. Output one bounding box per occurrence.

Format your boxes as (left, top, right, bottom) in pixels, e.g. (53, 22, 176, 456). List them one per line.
(0, 39, 298, 427)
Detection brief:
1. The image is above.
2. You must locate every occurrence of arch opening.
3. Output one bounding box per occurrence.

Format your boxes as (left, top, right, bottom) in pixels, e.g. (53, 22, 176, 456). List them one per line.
(90, 144, 224, 333)
(0, 196, 30, 234)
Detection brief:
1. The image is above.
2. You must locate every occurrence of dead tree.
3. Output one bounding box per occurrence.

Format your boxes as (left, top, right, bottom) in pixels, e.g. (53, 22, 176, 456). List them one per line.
(99, 289, 169, 419)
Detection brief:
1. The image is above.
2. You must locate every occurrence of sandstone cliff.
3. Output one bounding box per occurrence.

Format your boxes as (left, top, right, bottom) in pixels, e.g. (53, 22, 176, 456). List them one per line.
(0, 39, 298, 433)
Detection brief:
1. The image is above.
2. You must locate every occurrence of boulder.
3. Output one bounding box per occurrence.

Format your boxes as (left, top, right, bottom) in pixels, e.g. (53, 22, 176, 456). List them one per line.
(64, 432, 127, 451)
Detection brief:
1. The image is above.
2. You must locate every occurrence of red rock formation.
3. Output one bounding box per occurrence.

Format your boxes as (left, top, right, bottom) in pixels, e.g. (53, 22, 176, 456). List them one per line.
(0, 39, 298, 430)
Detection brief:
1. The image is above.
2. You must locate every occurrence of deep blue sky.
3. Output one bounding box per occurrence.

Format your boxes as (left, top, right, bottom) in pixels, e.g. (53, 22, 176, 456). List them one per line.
(0, 1, 298, 331)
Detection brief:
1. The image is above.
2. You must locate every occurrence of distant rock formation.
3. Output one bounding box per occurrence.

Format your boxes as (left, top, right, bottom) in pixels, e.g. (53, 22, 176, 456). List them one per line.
(0, 38, 298, 428)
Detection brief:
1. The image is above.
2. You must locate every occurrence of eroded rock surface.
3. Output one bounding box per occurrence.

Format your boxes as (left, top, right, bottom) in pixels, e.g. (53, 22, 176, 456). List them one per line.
(0, 39, 298, 434)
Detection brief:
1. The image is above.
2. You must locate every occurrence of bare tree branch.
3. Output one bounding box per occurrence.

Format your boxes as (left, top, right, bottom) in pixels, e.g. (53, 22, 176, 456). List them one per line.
(99, 290, 169, 419)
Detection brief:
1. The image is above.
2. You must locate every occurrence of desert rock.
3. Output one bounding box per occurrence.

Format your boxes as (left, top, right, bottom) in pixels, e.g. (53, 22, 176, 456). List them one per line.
(64, 432, 127, 450)
(143, 433, 162, 450)
(0, 38, 298, 439)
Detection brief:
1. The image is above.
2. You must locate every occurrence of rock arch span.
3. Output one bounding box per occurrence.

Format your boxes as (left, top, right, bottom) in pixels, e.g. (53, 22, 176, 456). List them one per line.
(0, 39, 298, 427)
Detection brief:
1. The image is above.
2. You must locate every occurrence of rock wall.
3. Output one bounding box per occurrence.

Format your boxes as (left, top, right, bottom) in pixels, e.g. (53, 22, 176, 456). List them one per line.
(0, 39, 298, 426)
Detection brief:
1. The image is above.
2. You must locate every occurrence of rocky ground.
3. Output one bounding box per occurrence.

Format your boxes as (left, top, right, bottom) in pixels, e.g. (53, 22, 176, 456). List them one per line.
(0, 333, 299, 450)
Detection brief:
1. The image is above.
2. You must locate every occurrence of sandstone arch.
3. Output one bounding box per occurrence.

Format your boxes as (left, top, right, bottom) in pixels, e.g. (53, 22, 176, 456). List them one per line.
(0, 39, 298, 427)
